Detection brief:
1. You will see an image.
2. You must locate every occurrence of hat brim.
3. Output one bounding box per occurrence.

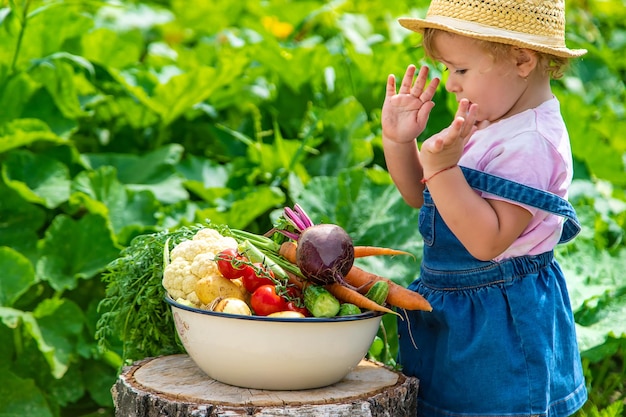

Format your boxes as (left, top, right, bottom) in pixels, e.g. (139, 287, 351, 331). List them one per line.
(398, 17, 587, 58)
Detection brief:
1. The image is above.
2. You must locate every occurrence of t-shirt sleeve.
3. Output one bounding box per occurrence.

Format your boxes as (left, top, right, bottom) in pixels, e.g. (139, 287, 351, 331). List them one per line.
(477, 132, 567, 214)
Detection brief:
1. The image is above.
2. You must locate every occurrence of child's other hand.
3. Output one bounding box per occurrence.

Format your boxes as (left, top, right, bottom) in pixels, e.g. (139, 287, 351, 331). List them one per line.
(382, 65, 439, 143)
(420, 99, 478, 175)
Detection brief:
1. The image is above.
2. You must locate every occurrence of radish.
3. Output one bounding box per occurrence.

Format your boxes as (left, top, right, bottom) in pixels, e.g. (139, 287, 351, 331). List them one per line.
(295, 223, 355, 287)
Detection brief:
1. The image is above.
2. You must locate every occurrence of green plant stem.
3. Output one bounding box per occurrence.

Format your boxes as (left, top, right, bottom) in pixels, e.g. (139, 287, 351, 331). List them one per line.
(10, 0, 32, 73)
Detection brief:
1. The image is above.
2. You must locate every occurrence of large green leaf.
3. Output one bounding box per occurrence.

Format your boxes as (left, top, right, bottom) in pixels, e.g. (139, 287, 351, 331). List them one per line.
(556, 181, 626, 356)
(0, 119, 66, 153)
(195, 185, 286, 230)
(82, 145, 188, 204)
(28, 56, 86, 119)
(37, 214, 120, 291)
(82, 359, 116, 407)
(177, 154, 232, 189)
(2, 149, 70, 208)
(561, 239, 626, 355)
(44, 362, 86, 407)
(80, 27, 143, 69)
(0, 307, 63, 379)
(0, 247, 35, 307)
(575, 287, 626, 359)
(0, 72, 40, 124)
(560, 92, 626, 185)
(0, 369, 53, 417)
(70, 166, 161, 243)
(33, 298, 85, 378)
(2, 2, 93, 70)
(0, 179, 45, 261)
(307, 97, 375, 176)
(108, 63, 244, 127)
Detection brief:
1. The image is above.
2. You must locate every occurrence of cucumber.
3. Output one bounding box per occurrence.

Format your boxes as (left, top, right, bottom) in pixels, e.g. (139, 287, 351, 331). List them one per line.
(338, 303, 362, 316)
(303, 285, 341, 317)
(364, 281, 389, 305)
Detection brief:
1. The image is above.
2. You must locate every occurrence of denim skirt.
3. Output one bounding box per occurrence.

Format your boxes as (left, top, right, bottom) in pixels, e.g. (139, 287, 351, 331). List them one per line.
(397, 168, 587, 417)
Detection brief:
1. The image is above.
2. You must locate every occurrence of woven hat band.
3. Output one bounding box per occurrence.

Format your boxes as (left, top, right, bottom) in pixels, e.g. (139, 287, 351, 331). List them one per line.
(398, 0, 587, 58)
(426, 0, 566, 39)
(427, 15, 567, 48)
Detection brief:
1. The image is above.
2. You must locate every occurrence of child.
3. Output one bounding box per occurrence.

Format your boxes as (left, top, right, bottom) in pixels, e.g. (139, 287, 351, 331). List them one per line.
(381, 0, 588, 416)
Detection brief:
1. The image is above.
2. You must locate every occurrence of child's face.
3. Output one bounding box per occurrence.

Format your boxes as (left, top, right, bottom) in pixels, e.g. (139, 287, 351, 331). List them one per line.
(432, 32, 528, 124)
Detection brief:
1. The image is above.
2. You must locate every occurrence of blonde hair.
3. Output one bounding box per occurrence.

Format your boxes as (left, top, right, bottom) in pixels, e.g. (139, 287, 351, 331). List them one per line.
(421, 28, 570, 79)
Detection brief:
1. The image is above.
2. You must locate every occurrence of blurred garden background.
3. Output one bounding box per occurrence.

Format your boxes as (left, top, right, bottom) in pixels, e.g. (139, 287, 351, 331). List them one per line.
(0, 0, 624, 415)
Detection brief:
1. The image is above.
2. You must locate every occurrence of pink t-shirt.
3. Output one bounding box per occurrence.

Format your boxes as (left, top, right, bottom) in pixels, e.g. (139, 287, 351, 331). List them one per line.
(459, 98, 573, 261)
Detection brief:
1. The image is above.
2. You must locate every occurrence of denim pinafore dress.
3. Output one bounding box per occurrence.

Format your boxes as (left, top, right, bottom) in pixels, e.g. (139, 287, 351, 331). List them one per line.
(398, 167, 588, 417)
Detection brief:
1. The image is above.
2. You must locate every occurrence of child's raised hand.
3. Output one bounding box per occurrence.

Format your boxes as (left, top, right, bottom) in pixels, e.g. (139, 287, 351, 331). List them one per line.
(382, 65, 440, 143)
(420, 99, 478, 175)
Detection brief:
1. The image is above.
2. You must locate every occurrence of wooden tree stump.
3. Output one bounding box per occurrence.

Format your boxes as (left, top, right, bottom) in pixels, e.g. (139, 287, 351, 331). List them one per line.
(113, 354, 418, 417)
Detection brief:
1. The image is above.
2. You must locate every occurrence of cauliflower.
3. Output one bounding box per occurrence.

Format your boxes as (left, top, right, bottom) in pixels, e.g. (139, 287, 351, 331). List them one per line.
(163, 258, 201, 305)
(190, 252, 220, 278)
(162, 228, 240, 306)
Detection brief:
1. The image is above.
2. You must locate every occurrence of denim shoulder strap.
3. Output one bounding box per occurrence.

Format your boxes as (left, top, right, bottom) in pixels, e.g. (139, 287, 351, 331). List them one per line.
(460, 166, 580, 244)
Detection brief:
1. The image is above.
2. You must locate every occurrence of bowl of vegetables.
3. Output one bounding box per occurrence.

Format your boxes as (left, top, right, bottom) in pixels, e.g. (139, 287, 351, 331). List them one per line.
(161, 205, 431, 390)
(166, 295, 384, 390)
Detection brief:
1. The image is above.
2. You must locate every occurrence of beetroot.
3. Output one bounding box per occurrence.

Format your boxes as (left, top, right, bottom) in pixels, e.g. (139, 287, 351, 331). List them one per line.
(295, 223, 355, 287)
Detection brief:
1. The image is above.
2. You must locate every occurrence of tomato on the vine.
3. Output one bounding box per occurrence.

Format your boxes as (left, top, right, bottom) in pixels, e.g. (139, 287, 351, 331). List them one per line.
(286, 301, 310, 317)
(216, 248, 247, 279)
(241, 263, 275, 293)
(284, 285, 302, 299)
(250, 285, 288, 316)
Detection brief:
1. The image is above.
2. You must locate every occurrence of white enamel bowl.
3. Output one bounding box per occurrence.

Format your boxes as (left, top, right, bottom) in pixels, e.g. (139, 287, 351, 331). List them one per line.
(165, 296, 383, 390)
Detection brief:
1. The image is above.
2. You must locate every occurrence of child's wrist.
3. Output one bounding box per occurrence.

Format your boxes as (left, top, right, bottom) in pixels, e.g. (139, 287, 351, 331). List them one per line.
(382, 133, 417, 145)
(421, 164, 458, 184)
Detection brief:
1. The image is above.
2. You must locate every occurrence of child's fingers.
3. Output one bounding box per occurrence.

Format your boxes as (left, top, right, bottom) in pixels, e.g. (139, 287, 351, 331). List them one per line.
(398, 64, 417, 95)
(421, 137, 443, 154)
(410, 66, 429, 96)
(385, 74, 397, 98)
(459, 103, 478, 138)
(417, 100, 436, 128)
(456, 98, 471, 116)
(452, 99, 478, 140)
(410, 66, 440, 104)
(421, 76, 440, 102)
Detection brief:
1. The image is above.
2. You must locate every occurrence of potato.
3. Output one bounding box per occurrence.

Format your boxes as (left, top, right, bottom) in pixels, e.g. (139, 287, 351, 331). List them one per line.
(195, 275, 248, 305)
(267, 311, 306, 318)
(211, 297, 252, 316)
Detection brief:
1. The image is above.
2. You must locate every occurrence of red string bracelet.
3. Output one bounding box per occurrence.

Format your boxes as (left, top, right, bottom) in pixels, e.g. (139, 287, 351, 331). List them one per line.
(421, 164, 457, 184)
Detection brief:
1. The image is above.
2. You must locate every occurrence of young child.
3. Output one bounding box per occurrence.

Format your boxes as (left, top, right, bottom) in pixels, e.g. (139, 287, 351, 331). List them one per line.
(381, 0, 588, 416)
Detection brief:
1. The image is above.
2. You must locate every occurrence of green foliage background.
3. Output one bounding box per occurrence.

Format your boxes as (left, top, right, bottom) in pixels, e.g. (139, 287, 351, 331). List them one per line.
(0, 0, 624, 416)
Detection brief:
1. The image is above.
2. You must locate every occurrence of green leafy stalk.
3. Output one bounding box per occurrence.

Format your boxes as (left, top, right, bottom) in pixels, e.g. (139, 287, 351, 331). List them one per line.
(230, 228, 304, 278)
(95, 225, 202, 365)
(9, 0, 31, 73)
(238, 239, 288, 280)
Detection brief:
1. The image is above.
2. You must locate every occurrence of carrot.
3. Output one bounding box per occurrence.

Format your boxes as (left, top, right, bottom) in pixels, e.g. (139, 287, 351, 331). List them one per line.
(279, 241, 298, 263)
(285, 271, 307, 291)
(345, 266, 432, 312)
(354, 246, 414, 258)
(324, 283, 400, 317)
(280, 240, 413, 260)
(279, 241, 432, 312)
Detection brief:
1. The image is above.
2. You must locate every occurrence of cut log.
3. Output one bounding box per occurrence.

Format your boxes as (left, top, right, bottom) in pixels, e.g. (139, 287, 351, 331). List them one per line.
(113, 354, 418, 417)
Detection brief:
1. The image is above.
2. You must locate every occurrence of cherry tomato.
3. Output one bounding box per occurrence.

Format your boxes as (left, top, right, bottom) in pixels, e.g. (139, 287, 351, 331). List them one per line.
(286, 301, 310, 317)
(241, 263, 275, 293)
(216, 248, 246, 279)
(284, 285, 302, 299)
(250, 285, 288, 316)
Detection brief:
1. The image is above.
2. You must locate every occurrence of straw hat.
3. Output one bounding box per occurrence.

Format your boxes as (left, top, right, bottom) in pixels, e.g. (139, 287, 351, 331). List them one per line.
(398, 0, 587, 58)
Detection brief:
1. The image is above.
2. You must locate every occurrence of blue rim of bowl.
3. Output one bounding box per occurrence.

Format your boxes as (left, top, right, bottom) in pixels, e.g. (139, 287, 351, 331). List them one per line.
(165, 295, 384, 322)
